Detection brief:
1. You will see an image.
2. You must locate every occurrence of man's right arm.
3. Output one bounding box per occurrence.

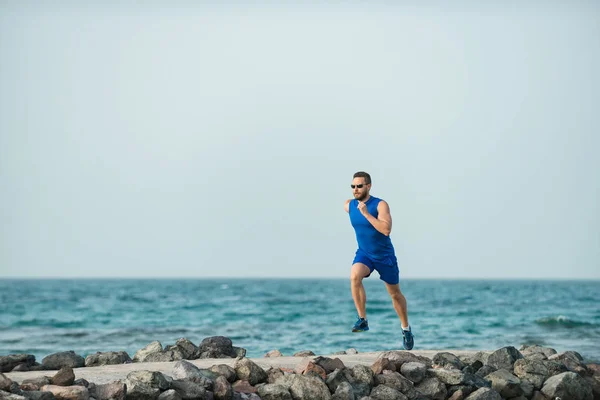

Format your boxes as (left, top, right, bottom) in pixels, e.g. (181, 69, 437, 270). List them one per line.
(344, 199, 351, 213)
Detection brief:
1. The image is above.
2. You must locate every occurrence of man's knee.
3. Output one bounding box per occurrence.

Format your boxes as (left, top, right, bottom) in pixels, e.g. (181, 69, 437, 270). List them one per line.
(350, 263, 369, 282)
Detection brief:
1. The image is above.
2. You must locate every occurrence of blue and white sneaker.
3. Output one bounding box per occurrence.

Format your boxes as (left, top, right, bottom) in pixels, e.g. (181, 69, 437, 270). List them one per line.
(402, 327, 414, 350)
(352, 316, 369, 332)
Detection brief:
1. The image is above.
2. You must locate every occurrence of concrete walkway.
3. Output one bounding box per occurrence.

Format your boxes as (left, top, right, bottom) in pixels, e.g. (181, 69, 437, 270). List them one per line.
(5, 350, 485, 385)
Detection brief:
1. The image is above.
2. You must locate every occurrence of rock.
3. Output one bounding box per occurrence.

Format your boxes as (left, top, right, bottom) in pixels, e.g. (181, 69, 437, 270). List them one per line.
(520, 379, 534, 398)
(541, 371, 593, 400)
(157, 390, 182, 400)
(369, 385, 407, 400)
(50, 367, 75, 386)
(174, 338, 199, 360)
(40, 385, 89, 400)
(0, 391, 27, 400)
(20, 391, 55, 400)
(549, 351, 588, 374)
(371, 358, 394, 375)
(210, 365, 238, 383)
(400, 362, 427, 384)
(20, 377, 51, 391)
(374, 370, 414, 394)
(584, 375, 600, 400)
(447, 385, 474, 400)
(92, 382, 125, 400)
(84, 351, 132, 367)
(427, 368, 465, 385)
(519, 345, 557, 360)
(197, 337, 245, 359)
(125, 370, 170, 391)
(484, 369, 523, 398)
(486, 347, 523, 371)
(433, 352, 465, 370)
(587, 363, 600, 376)
(376, 352, 432, 370)
(11, 365, 29, 372)
(41, 352, 85, 371)
(0, 355, 36, 373)
(275, 374, 332, 400)
(171, 360, 214, 390)
(326, 368, 353, 394)
(447, 389, 467, 400)
(266, 368, 285, 384)
(295, 361, 326, 380)
(331, 381, 355, 400)
(265, 350, 283, 358)
(293, 351, 315, 357)
(513, 358, 566, 389)
(257, 384, 292, 400)
(313, 357, 346, 374)
(415, 377, 446, 400)
(475, 366, 496, 378)
(133, 341, 163, 363)
(213, 375, 233, 400)
(346, 349, 359, 355)
(170, 380, 207, 399)
(464, 387, 501, 400)
(73, 379, 90, 388)
(530, 391, 546, 400)
(0, 375, 13, 392)
(232, 380, 256, 393)
(233, 358, 268, 386)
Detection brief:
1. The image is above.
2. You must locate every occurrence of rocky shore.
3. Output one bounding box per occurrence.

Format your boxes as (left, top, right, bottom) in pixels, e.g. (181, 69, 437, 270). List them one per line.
(1, 336, 599, 400)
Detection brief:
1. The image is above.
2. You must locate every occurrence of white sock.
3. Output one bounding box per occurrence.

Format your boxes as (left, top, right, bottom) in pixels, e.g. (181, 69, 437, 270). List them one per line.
(402, 325, 410, 331)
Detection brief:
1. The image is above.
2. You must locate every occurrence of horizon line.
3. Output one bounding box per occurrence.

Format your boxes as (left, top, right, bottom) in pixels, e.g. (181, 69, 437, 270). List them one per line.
(1, 276, 599, 281)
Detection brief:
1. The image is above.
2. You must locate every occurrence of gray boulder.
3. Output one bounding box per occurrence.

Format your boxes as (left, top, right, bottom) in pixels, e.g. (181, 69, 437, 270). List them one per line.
(400, 362, 427, 384)
(171, 360, 214, 390)
(415, 377, 446, 400)
(257, 384, 292, 400)
(376, 352, 432, 370)
(210, 365, 238, 383)
(275, 374, 332, 400)
(85, 351, 132, 367)
(213, 375, 233, 400)
(513, 358, 566, 389)
(484, 368, 523, 398)
(374, 370, 414, 394)
(41, 351, 85, 370)
(464, 387, 502, 400)
(50, 366, 75, 386)
(0, 374, 13, 392)
(133, 341, 163, 363)
(519, 344, 557, 360)
(313, 357, 346, 374)
(158, 390, 182, 400)
(92, 381, 126, 400)
(198, 337, 246, 359)
(541, 371, 593, 400)
(427, 368, 465, 385)
(0, 355, 36, 373)
(233, 358, 268, 386)
(169, 380, 208, 400)
(549, 351, 588, 374)
(432, 352, 464, 370)
(125, 370, 170, 391)
(369, 385, 407, 400)
(486, 347, 523, 371)
(331, 381, 355, 400)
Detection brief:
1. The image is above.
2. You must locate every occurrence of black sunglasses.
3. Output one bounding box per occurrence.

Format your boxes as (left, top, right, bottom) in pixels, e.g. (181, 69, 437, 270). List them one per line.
(351, 184, 366, 189)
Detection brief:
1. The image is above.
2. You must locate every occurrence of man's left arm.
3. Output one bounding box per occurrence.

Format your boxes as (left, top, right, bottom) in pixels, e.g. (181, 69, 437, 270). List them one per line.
(358, 200, 392, 236)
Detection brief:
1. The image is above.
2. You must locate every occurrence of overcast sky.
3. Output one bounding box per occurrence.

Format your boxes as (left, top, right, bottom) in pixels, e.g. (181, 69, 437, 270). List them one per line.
(1, 1, 598, 279)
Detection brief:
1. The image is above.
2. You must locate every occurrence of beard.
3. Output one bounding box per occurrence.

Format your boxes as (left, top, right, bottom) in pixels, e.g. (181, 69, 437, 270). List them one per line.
(354, 191, 368, 201)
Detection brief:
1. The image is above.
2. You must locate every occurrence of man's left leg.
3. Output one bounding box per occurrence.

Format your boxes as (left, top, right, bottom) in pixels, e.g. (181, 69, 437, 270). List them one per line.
(384, 282, 414, 350)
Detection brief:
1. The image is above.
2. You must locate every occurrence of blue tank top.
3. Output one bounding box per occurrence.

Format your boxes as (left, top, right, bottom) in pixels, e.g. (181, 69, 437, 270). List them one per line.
(349, 196, 395, 260)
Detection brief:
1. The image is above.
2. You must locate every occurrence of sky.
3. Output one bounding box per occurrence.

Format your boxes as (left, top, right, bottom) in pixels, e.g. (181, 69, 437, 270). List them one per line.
(1, 1, 598, 279)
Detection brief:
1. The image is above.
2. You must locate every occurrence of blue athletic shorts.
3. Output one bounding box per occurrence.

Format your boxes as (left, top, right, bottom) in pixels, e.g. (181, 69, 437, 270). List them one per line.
(352, 249, 399, 285)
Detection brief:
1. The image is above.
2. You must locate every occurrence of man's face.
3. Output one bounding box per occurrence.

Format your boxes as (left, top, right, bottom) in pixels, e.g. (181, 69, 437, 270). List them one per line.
(351, 177, 370, 201)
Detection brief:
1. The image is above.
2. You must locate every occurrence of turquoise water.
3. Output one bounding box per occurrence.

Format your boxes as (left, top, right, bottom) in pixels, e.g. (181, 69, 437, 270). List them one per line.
(1, 279, 599, 363)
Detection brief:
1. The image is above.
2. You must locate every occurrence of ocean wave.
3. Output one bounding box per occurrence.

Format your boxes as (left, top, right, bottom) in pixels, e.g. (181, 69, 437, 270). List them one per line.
(535, 316, 595, 328)
(13, 319, 86, 329)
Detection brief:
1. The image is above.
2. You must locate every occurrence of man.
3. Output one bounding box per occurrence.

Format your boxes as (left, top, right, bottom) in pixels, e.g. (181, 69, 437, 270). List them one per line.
(344, 171, 414, 350)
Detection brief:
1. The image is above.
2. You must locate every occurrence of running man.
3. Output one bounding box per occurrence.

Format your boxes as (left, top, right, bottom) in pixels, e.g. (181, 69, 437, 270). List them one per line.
(344, 171, 414, 350)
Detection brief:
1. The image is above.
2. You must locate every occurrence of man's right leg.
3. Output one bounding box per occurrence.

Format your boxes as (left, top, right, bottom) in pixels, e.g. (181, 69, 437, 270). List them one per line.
(350, 262, 371, 331)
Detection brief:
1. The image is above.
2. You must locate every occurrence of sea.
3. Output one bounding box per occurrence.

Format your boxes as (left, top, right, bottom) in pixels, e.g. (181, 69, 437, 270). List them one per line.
(1, 279, 599, 364)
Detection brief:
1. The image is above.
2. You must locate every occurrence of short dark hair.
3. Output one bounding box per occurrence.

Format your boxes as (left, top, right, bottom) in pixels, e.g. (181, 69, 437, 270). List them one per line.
(353, 171, 371, 184)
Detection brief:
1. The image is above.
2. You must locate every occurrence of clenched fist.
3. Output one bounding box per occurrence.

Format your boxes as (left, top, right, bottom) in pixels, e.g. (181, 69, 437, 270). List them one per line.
(357, 201, 370, 217)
